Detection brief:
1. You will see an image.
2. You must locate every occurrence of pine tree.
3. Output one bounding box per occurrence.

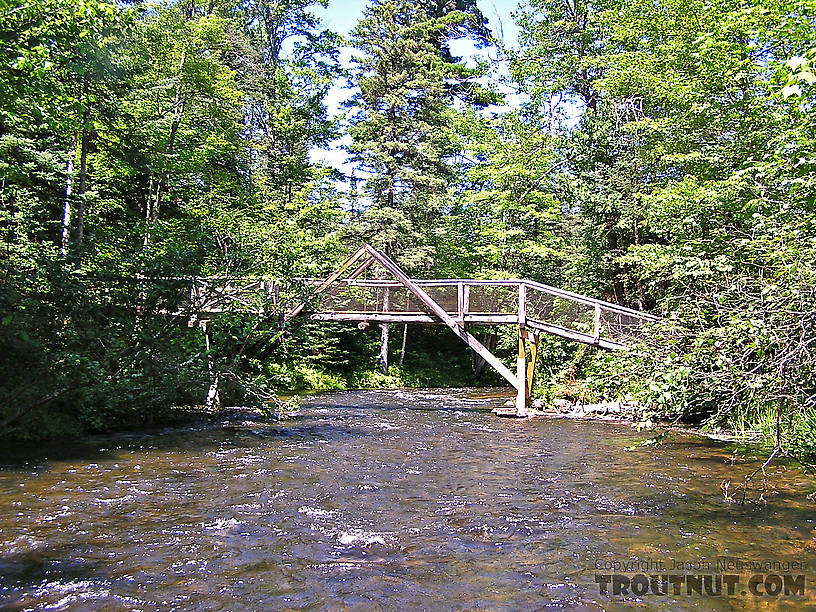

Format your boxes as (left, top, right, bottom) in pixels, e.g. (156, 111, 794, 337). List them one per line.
(345, 0, 490, 372)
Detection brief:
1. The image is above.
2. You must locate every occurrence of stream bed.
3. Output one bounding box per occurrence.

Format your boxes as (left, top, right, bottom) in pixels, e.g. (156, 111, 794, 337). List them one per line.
(1, 388, 815, 610)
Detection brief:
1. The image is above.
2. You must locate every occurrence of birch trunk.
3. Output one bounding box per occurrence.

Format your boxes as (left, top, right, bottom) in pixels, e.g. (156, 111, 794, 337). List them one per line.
(75, 78, 91, 252)
(398, 323, 407, 366)
(60, 133, 77, 256)
(379, 288, 390, 374)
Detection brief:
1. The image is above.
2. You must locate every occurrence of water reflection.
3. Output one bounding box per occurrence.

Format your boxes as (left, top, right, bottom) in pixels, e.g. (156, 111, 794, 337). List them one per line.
(1, 389, 814, 610)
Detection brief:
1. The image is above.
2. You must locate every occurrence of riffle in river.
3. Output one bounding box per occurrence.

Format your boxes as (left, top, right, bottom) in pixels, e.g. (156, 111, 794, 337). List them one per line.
(1, 388, 815, 610)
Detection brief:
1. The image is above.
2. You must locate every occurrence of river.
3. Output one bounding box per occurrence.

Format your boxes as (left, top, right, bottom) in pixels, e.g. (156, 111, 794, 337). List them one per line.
(1, 388, 815, 610)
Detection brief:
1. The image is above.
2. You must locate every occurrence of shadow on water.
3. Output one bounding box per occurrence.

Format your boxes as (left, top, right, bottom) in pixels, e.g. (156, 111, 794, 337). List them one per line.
(0, 388, 498, 469)
(0, 418, 375, 472)
(0, 546, 104, 592)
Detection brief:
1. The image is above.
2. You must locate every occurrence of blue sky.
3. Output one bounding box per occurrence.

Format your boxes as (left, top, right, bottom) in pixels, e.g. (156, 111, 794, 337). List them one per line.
(315, 0, 521, 44)
(309, 0, 524, 178)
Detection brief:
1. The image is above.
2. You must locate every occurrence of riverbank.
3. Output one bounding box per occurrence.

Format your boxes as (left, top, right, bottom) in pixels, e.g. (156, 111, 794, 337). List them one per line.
(504, 398, 772, 446)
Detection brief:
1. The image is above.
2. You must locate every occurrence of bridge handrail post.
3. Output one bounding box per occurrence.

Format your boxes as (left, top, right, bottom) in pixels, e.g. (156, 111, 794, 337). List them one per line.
(593, 304, 602, 344)
(457, 282, 464, 323)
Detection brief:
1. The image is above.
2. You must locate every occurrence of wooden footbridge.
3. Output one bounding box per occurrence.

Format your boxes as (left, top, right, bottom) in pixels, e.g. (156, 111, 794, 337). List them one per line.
(176, 245, 658, 416)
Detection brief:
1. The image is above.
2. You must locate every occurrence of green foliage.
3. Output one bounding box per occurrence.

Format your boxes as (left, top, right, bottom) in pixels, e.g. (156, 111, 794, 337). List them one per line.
(3, 0, 816, 459)
(0, 0, 344, 439)
(488, 0, 816, 457)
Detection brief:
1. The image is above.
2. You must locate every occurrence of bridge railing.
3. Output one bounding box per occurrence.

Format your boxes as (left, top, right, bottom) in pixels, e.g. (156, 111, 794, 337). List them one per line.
(146, 275, 656, 348)
(303, 278, 657, 347)
(76, 274, 657, 348)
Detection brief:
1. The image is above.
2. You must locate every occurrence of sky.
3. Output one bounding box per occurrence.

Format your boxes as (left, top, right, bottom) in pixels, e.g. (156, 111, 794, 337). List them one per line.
(308, 0, 524, 180)
(315, 0, 521, 47)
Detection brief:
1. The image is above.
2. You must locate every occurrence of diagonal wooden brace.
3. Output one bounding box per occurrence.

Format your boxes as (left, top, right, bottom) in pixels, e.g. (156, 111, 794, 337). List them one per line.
(285, 245, 369, 320)
(364, 246, 523, 392)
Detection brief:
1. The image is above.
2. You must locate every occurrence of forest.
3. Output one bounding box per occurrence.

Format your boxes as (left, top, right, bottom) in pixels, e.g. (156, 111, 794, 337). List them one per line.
(1, 0, 814, 459)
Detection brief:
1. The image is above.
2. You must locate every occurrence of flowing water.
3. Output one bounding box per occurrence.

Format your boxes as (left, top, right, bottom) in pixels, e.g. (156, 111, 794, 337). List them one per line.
(1, 389, 815, 611)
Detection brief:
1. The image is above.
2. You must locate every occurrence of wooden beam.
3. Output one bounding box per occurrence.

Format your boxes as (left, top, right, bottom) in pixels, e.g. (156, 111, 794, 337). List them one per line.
(364, 246, 523, 392)
(345, 256, 375, 281)
(311, 312, 436, 323)
(526, 318, 625, 350)
(309, 312, 519, 325)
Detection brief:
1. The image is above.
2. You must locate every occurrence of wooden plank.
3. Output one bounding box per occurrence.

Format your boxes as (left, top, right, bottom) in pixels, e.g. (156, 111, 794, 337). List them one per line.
(364, 246, 523, 392)
(494, 405, 521, 417)
(309, 312, 519, 325)
(311, 312, 436, 323)
(526, 318, 625, 350)
(466, 314, 517, 324)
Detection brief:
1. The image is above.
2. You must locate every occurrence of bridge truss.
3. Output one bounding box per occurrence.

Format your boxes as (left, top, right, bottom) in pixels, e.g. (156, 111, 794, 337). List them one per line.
(180, 245, 658, 416)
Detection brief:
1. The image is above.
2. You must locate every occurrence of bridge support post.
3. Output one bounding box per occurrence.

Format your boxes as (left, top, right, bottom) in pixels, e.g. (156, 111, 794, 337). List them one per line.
(515, 284, 529, 416)
(516, 329, 528, 416)
(526, 331, 539, 404)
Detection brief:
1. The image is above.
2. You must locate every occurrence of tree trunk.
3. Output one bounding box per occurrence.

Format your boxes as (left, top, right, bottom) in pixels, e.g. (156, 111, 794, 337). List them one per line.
(632, 203, 646, 310)
(379, 323, 389, 374)
(202, 322, 221, 411)
(143, 175, 154, 248)
(379, 288, 390, 374)
(472, 332, 496, 378)
(398, 323, 407, 366)
(75, 78, 91, 252)
(60, 132, 77, 257)
(144, 49, 186, 248)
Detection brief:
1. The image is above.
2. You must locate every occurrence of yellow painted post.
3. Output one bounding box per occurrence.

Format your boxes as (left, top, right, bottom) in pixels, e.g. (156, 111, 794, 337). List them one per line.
(517, 330, 527, 416)
(526, 332, 539, 404)
(516, 284, 528, 416)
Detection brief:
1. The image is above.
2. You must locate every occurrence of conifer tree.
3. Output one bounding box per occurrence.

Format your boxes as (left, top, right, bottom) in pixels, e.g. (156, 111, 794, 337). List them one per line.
(345, 0, 490, 372)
